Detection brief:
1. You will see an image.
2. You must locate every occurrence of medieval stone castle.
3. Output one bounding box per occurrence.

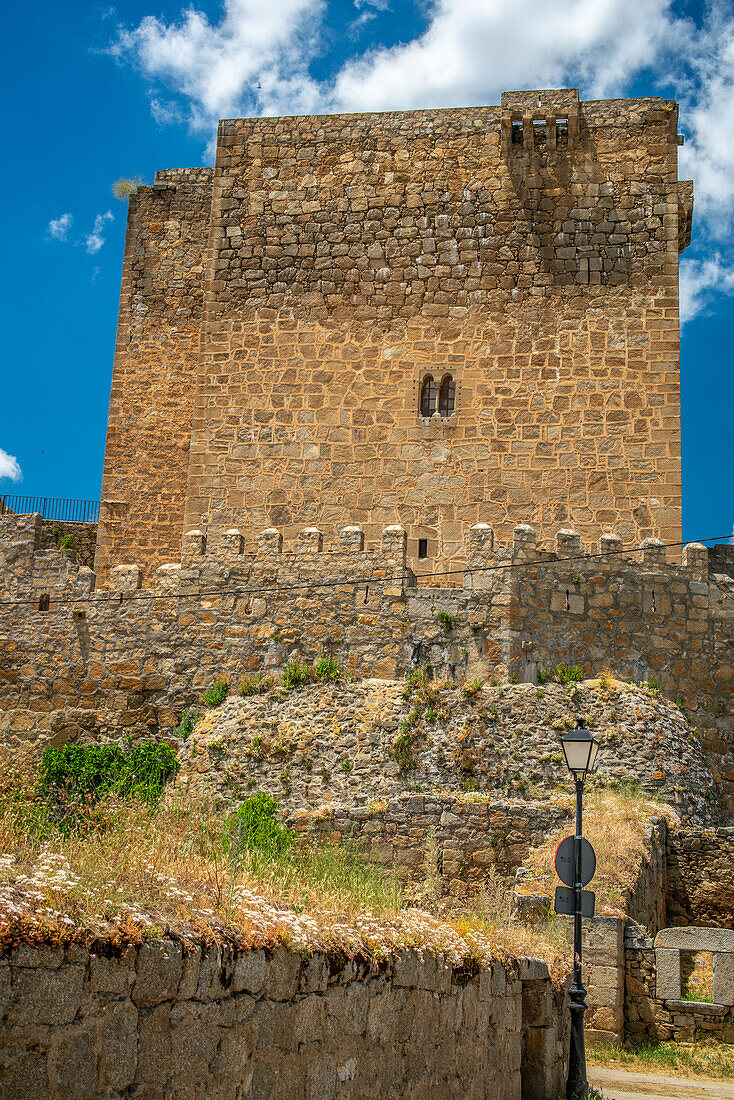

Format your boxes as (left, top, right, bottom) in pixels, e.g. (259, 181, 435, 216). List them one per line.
(3, 92, 734, 1097)
(94, 88, 692, 582)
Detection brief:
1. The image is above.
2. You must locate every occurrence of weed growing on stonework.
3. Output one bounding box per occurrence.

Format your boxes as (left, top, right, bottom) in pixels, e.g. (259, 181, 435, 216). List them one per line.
(436, 610, 454, 633)
(281, 660, 312, 690)
(539, 664, 584, 686)
(247, 734, 265, 760)
(392, 724, 418, 772)
(271, 630, 284, 643)
(59, 533, 77, 550)
(174, 706, 199, 739)
(341, 759, 353, 773)
(461, 679, 483, 699)
(202, 679, 229, 707)
(571, 571, 581, 586)
(238, 673, 275, 697)
(38, 740, 179, 827)
(314, 653, 341, 681)
(638, 679, 662, 699)
(675, 698, 691, 723)
(111, 176, 144, 200)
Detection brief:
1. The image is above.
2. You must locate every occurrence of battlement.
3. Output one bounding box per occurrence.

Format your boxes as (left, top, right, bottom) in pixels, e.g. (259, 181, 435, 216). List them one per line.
(3, 514, 730, 605)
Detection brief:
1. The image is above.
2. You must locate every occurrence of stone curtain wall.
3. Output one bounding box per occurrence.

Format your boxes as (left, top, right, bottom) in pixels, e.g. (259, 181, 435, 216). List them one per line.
(0, 941, 567, 1100)
(667, 827, 734, 928)
(94, 168, 213, 584)
(1, 513, 733, 810)
(179, 91, 686, 576)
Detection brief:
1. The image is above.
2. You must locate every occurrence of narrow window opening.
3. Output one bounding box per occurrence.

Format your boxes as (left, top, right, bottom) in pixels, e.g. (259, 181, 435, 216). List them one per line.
(511, 121, 523, 145)
(565, 589, 570, 611)
(420, 375, 436, 417)
(418, 538, 428, 560)
(439, 375, 455, 418)
(652, 588, 656, 613)
(557, 119, 569, 144)
(38, 593, 50, 613)
(363, 586, 369, 604)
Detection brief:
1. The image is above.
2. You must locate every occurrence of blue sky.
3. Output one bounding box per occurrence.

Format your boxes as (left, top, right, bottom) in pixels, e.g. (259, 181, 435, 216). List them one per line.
(1, 0, 732, 545)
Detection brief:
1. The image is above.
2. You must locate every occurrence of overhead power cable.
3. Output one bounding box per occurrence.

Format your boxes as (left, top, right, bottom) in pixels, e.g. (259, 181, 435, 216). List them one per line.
(0, 533, 731, 612)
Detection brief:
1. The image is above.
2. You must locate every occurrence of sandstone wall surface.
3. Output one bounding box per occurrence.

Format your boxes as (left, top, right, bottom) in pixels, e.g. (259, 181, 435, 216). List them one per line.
(0, 940, 567, 1100)
(182, 93, 685, 573)
(94, 168, 213, 583)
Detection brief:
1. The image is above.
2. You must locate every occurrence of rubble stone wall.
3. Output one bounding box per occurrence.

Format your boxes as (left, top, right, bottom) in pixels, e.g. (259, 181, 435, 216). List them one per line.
(666, 827, 734, 929)
(0, 940, 567, 1100)
(297, 795, 572, 896)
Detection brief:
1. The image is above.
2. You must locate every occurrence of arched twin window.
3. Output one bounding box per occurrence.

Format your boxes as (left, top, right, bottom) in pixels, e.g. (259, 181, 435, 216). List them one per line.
(420, 374, 455, 418)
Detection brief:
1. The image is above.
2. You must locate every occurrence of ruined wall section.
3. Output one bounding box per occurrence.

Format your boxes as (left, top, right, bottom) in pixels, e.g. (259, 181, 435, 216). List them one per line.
(94, 169, 213, 583)
(184, 93, 684, 571)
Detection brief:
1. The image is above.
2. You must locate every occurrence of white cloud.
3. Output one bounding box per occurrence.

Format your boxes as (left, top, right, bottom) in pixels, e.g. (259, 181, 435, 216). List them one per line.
(110, 0, 325, 137)
(85, 211, 114, 255)
(48, 213, 73, 241)
(677, 5, 734, 237)
(329, 0, 679, 114)
(0, 448, 22, 483)
(679, 255, 734, 324)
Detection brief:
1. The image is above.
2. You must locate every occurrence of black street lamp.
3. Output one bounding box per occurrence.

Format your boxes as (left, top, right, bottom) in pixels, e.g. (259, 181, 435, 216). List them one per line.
(559, 718, 600, 1100)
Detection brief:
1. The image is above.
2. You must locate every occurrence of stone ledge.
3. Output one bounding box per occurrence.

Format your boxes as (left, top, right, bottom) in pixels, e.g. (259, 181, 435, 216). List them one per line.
(664, 999, 729, 1015)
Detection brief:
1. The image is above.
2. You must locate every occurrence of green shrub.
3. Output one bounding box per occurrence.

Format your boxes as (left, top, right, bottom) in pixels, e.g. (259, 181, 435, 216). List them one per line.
(202, 679, 229, 707)
(60, 533, 76, 550)
(174, 707, 198, 739)
(314, 653, 341, 681)
(38, 740, 178, 822)
(555, 664, 583, 685)
(223, 793, 294, 867)
(238, 673, 275, 697)
(281, 660, 312, 690)
(436, 610, 454, 633)
(392, 724, 417, 772)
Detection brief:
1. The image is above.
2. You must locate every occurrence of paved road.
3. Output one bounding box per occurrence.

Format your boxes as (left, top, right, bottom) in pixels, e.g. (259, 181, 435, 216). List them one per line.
(589, 1065, 734, 1099)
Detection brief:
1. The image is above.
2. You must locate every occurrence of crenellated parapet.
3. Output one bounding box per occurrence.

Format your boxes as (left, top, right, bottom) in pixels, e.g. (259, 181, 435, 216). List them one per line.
(2, 514, 732, 617)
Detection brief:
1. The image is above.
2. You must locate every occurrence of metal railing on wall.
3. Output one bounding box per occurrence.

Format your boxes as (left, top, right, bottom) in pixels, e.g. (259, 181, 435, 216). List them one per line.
(0, 495, 100, 523)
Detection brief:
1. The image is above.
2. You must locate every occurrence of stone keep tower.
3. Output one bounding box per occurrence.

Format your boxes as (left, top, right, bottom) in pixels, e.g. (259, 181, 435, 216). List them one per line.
(95, 89, 692, 581)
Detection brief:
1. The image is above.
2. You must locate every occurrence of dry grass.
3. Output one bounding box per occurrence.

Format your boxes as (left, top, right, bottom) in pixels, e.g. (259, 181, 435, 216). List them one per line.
(0, 750, 571, 980)
(517, 785, 676, 914)
(589, 1038, 734, 1081)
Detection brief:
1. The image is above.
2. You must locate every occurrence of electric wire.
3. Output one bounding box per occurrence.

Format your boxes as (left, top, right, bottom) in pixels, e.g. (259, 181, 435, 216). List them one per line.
(0, 533, 732, 612)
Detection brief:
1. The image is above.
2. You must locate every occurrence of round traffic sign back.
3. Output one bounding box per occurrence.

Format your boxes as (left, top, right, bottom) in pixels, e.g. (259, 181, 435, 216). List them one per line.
(554, 835, 596, 888)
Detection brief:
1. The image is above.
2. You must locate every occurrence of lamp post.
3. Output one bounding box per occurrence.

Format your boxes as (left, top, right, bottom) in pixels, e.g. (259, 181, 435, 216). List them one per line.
(560, 718, 600, 1100)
